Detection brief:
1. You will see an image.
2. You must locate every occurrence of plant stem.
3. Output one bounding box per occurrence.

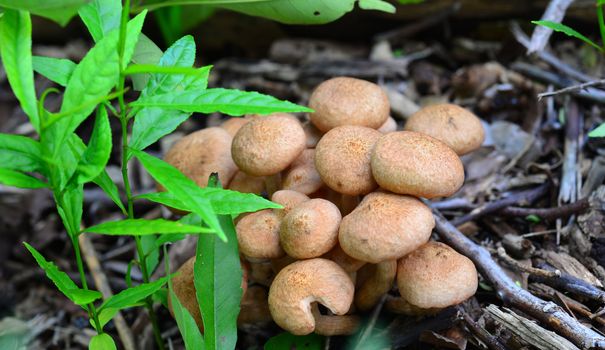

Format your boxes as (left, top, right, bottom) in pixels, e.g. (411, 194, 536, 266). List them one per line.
(72, 234, 103, 333)
(117, 1, 165, 348)
(597, 3, 605, 51)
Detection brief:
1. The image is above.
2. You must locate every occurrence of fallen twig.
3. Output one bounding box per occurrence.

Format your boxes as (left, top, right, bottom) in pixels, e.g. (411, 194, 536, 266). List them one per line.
(538, 79, 605, 99)
(527, 0, 575, 54)
(533, 262, 605, 303)
(499, 197, 590, 220)
(432, 210, 605, 349)
(459, 309, 508, 350)
(496, 246, 561, 278)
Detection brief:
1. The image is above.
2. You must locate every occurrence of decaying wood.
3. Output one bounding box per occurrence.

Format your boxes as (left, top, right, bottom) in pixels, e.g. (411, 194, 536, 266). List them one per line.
(432, 210, 605, 349)
(485, 305, 580, 350)
(499, 197, 590, 220)
(460, 311, 507, 350)
(496, 246, 560, 278)
(532, 262, 605, 302)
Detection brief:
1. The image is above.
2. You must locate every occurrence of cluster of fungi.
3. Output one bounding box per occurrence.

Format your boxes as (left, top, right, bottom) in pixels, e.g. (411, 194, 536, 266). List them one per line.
(166, 77, 485, 336)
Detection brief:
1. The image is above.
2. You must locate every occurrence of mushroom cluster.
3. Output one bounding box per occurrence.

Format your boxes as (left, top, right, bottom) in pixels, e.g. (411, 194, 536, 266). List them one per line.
(166, 76, 484, 336)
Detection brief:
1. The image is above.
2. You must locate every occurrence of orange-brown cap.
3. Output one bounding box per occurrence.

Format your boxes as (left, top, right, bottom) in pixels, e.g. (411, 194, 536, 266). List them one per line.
(232, 113, 306, 176)
(339, 192, 434, 263)
(396, 241, 478, 310)
(163, 127, 238, 188)
(303, 121, 323, 148)
(309, 77, 389, 132)
(404, 104, 484, 155)
(283, 149, 324, 195)
(268, 258, 354, 335)
(371, 131, 464, 198)
(315, 125, 381, 196)
(228, 171, 265, 195)
(377, 116, 398, 133)
(236, 210, 284, 259)
(279, 198, 342, 259)
(220, 117, 250, 137)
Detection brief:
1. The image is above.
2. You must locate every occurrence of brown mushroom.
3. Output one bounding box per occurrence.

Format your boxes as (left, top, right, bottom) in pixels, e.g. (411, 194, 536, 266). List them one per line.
(309, 77, 389, 132)
(322, 244, 366, 273)
(282, 149, 324, 195)
(220, 117, 250, 137)
(396, 241, 478, 314)
(311, 304, 360, 336)
(355, 260, 397, 311)
(236, 210, 284, 260)
(163, 127, 238, 188)
(268, 258, 354, 335)
(377, 116, 398, 133)
(271, 190, 310, 220)
(303, 120, 323, 148)
(279, 198, 341, 259)
(371, 131, 464, 199)
(339, 192, 434, 263)
(315, 125, 381, 196)
(404, 104, 484, 155)
(228, 171, 265, 195)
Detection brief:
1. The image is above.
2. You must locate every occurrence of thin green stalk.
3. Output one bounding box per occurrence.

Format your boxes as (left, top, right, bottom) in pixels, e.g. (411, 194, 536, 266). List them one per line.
(117, 1, 165, 348)
(597, 3, 605, 50)
(72, 234, 103, 333)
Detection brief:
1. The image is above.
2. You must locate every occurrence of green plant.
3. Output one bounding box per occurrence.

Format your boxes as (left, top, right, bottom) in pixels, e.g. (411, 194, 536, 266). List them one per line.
(532, 0, 605, 137)
(0, 1, 321, 349)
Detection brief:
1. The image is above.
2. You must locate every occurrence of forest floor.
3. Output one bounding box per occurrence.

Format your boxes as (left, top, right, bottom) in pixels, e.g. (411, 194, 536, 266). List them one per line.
(2, 3, 605, 349)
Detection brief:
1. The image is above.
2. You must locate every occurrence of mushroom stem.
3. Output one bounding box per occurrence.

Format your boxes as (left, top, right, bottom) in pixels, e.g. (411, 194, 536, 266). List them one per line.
(340, 194, 360, 215)
(355, 260, 397, 312)
(265, 173, 282, 197)
(311, 304, 361, 336)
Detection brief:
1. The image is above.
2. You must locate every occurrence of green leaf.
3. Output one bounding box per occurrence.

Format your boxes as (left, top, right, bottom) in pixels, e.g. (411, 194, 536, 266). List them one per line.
(96, 308, 120, 329)
(23, 242, 102, 306)
(131, 149, 226, 241)
(55, 182, 84, 237)
(0, 10, 40, 132)
(195, 178, 242, 350)
(99, 276, 170, 312)
(76, 106, 112, 184)
(589, 122, 605, 137)
(78, 0, 122, 42)
(46, 11, 147, 156)
(0, 169, 48, 189)
(265, 332, 324, 350)
(130, 33, 164, 91)
(0, 133, 44, 173)
(92, 171, 128, 215)
(155, 232, 187, 247)
(169, 287, 205, 350)
(89, 333, 117, 350)
(32, 56, 76, 87)
(85, 218, 214, 236)
(141, 234, 160, 274)
(130, 88, 313, 116)
(0, 0, 88, 26)
(137, 188, 281, 215)
(532, 20, 603, 51)
(359, 0, 396, 13)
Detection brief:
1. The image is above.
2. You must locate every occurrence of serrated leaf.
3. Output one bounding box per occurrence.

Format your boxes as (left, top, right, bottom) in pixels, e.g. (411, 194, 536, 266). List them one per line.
(89, 333, 117, 350)
(195, 178, 242, 350)
(131, 33, 164, 90)
(78, 0, 122, 42)
(143, 35, 196, 96)
(532, 20, 603, 51)
(84, 218, 214, 236)
(23, 242, 101, 307)
(0, 169, 48, 189)
(131, 149, 226, 241)
(99, 276, 170, 312)
(76, 106, 112, 184)
(32, 56, 76, 87)
(130, 88, 312, 116)
(0, 133, 44, 173)
(589, 122, 605, 137)
(137, 188, 281, 215)
(0, 9, 39, 132)
(0, 0, 88, 26)
(264, 332, 324, 350)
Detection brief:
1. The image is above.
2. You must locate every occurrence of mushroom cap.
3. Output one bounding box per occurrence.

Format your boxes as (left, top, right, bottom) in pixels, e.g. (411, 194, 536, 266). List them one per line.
(271, 190, 310, 220)
(280, 198, 342, 259)
(232, 113, 306, 176)
(315, 125, 381, 196)
(163, 127, 238, 188)
(303, 121, 323, 148)
(404, 104, 485, 155)
(228, 171, 265, 195)
(377, 116, 398, 133)
(309, 77, 390, 132)
(339, 192, 434, 263)
(283, 149, 324, 195)
(236, 209, 284, 259)
(220, 117, 250, 137)
(371, 131, 464, 198)
(268, 258, 354, 335)
(396, 241, 478, 309)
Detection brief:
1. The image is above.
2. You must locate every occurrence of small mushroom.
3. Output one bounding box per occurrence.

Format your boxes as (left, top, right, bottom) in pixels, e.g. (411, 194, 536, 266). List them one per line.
(280, 198, 341, 259)
(377, 116, 398, 133)
(238, 285, 273, 327)
(303, 121, 323, 148)
(271, 190, 310, 220)
(322, 244, 366, 273)
(355, 260, 397, 311)
(220, 117, 250, 137)
(339, 192, 434, 263)
(371, 131, 464, 199)
(309, 77, 390, 132)
(404, 104, 485, 155)
(228, 171, 265, 195)
(282, 149, 324, 195)
(268, 258, 354, 335)
(236, 210, 284, 259)
(315, 125, 382, 196)
(163, 127, 238, 188)
(396, 241, 478, 314)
